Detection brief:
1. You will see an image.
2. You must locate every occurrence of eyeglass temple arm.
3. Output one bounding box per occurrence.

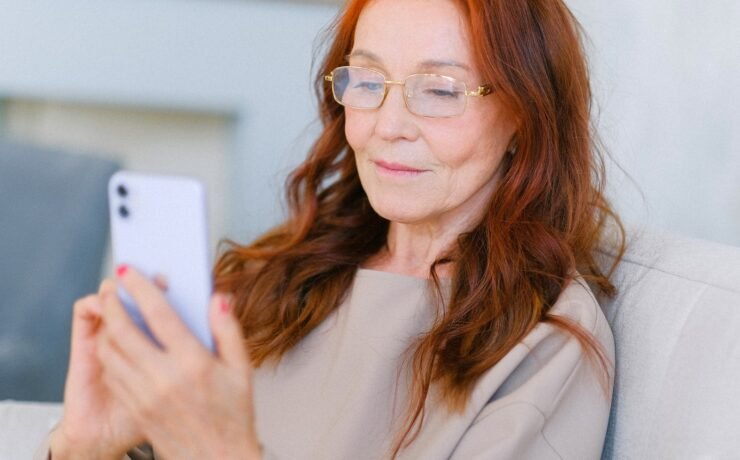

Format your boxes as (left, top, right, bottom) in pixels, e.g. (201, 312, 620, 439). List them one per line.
(466, 85, 493, 97)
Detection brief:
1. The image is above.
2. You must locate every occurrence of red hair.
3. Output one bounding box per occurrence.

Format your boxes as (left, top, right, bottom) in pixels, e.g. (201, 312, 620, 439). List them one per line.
(214, 0, 625, 457)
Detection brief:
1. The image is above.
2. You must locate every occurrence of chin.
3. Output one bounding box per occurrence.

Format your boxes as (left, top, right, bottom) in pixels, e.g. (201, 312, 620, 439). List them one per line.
(367, 196, 427, 224)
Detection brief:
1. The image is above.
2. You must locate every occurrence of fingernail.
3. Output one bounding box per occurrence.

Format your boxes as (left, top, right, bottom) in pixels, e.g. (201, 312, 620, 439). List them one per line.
(220, 296, 231, 314)
(116, 265, 128, 278)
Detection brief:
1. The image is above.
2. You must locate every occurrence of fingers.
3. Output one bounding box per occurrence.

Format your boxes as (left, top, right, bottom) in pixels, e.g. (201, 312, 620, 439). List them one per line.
(96, 333, 152, 427)
(97, 284, 172, 418)
(70, 294, 103, 348)
(99, 282, 164, 373)
(209, 294, 250, 372)
(69, 277, 118, 345)
(65, 294, 105, 395)
(115, 265, 206, 359)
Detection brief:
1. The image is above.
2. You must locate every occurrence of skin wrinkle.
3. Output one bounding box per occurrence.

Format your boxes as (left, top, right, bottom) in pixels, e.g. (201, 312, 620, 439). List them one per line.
(347, 0, 517, 279)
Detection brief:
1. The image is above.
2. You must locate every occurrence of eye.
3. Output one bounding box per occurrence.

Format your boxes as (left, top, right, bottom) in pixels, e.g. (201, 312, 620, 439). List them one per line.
(424, 88, 460, 98)
(354, 81, 384, 91)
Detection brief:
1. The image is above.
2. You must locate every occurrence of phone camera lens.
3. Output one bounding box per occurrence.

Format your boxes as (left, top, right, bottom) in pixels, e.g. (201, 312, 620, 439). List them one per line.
(118, 205, 130, 218)
(117, 184, 128, 197)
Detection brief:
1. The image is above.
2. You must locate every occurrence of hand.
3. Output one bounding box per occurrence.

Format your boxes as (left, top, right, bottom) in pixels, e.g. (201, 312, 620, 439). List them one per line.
(50, 281, 146, 459)
(96, 266, 261, 460)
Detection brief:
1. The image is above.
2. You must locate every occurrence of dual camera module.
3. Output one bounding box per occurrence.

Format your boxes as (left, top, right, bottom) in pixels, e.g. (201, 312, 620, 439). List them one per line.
(116, 184, 130, 218)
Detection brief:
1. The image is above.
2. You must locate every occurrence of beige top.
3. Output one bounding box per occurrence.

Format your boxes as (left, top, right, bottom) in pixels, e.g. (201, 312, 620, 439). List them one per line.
(38, 269, 614, 459)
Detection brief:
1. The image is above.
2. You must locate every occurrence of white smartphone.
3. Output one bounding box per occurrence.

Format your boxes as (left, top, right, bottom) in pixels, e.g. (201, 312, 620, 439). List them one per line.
(108, 171, 214, 352)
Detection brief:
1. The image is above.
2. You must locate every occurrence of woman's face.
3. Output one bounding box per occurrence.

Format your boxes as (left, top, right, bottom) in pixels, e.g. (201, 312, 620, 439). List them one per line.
(346, 0, 517, 229)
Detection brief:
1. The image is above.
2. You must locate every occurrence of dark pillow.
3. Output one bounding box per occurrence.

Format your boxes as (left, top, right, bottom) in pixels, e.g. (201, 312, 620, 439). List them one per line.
(0, 139, 119, 402)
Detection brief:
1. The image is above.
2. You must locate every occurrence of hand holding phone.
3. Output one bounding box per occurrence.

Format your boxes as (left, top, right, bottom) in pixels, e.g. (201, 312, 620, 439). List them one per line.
(108, 171, 214, 351)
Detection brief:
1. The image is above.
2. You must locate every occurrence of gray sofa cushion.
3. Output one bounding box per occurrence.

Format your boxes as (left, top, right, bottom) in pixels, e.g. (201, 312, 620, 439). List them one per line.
(599, 228, 740, 459)
(0, 139, 119, 402)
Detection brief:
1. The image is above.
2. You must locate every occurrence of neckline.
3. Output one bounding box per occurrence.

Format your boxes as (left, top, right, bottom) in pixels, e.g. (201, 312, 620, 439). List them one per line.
(356, 267, 451, 284)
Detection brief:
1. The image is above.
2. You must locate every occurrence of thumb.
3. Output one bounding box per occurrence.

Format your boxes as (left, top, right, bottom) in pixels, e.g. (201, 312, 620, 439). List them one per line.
(209, 293, 249, 370)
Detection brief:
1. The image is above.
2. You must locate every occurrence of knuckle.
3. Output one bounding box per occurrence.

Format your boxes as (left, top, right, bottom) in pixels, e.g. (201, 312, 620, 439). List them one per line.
(72, 298, 86, 314)
(98, 278, 117, 294)
(73, 295, 98, 315)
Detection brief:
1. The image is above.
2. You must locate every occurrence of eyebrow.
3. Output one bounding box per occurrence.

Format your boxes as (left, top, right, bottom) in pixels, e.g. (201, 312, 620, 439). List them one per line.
(347, 49, 471, 72)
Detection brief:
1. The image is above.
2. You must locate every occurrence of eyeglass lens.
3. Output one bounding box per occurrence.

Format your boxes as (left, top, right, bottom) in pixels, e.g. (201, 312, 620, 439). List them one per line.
(331, 67, 468, 118)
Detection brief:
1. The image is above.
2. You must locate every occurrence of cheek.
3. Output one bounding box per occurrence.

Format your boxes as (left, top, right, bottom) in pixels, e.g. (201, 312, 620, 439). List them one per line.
(344, 111, 372, 153)
(427, 124, 508, 191)
(428, 124, 493, 169)
(435, 104, 513, 169)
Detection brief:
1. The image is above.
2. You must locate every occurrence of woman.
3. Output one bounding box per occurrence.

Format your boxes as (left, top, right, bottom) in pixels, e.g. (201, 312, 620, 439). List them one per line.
(41, 0, 625, 458)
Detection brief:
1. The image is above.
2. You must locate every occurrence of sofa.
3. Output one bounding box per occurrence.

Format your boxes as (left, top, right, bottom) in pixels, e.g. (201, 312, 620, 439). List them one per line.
(1, 227, 739, 459)
(598, 228, 740, 459)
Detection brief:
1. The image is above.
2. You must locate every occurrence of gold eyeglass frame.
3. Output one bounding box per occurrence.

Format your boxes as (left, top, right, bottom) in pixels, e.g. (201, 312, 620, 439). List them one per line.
(324, 65, 493, 118)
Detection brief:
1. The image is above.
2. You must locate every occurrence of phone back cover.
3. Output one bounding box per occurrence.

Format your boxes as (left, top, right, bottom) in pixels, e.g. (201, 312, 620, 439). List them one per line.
(108, 171, 214, 351)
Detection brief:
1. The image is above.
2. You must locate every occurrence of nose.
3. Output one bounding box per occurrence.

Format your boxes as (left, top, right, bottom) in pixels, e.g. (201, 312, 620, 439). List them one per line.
(373, 82, 417, 141)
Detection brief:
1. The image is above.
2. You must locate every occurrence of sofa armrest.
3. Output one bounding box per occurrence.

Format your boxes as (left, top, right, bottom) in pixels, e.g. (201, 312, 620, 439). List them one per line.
(0, 400, 63, 459)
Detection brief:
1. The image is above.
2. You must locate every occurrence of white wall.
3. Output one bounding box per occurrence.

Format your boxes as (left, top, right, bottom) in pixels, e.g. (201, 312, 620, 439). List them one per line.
(566, 0, 740, 245)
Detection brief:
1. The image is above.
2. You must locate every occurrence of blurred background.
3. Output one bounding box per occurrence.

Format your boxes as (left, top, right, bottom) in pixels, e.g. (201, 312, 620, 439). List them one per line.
(0, 0, 737, 401)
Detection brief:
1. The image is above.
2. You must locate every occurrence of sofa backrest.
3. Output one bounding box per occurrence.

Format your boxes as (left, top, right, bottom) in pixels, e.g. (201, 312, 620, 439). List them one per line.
(0, 139, 118, 402)
(599, 228, 740, 459)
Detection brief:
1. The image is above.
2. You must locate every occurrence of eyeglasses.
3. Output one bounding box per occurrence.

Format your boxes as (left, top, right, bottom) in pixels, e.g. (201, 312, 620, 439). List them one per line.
(324, 66, 493, 118)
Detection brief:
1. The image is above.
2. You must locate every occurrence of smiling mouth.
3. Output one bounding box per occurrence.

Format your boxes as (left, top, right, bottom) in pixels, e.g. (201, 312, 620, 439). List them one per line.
(373, 160, 428, 176)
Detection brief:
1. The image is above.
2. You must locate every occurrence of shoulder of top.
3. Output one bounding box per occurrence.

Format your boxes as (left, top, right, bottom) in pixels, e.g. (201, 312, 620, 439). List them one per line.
(548, 274, 603, 334)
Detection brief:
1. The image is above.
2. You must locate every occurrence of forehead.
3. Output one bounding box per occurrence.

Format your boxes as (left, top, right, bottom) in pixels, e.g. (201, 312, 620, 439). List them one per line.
(352, 0, 473, 72)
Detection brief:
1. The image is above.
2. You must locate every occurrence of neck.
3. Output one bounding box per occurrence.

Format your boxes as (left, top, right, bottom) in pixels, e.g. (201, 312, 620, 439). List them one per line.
(368, 191, 496, 279)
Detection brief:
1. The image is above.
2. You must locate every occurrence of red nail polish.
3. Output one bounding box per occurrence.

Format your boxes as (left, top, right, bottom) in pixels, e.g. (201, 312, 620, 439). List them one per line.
(116, 265, 128, 277)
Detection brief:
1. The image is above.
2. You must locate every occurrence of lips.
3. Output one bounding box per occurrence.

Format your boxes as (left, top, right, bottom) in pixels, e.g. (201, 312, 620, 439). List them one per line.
(373, 160, 427, 174)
